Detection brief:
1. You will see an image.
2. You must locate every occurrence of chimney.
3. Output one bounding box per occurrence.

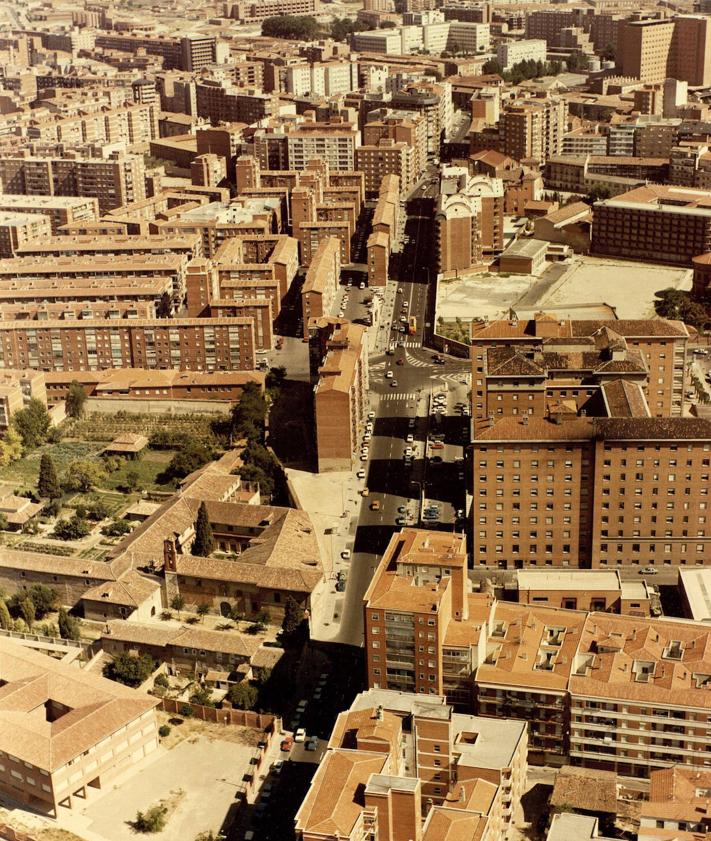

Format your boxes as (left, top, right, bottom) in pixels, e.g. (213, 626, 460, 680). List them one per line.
(376, 705, 384, 721)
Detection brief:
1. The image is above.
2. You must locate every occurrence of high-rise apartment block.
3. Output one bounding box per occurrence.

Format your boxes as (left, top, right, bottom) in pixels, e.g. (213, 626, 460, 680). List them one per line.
(286, 119, 360, 172)
(310, 319, 369, 472)
(592, 184, 711, 266)
(94, 33, 216, 71)
(0, 155, 146, 214)
(364, 530, 711, 775)
(295, 688, 528, 841)
(301, 237, 341, 338)
(619, 16, 711, 86)
(496, 39, 547, 71)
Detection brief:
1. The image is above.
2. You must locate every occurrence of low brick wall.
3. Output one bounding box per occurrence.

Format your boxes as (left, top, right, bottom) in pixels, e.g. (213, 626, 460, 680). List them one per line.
(0, 825, 38, 841)
(160, 698, 275, 731)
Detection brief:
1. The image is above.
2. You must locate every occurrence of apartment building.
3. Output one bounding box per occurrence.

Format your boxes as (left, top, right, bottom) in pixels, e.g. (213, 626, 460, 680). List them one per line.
(569, 613, 711, 777)
(0, 637, 158, 817)
(363, 111, 428, 185)
(286, 120, 360, 172)
(285, 60, 359, 97)
(0, 369, 46, 430)
(355, 139, 415, 195)
(301, 237, 341, 338)
(496, 39, 547, 71)
(196, 81, 277, 125)
(0, 212, 51, 258)
(640, 766, 711, 839)
(498, 97, 567, 165)
(311, 319, 369, 472)
(0, 317, 256, 373)
(0, 253, 189, 303)
(436, 167, 504, 272)
(619, 16, 710, 86)
(0, 155, 146, 214)
(473, 413, 711, 570)
(226, 0, 318, 22)
(25, 103, 159, 149)
(295, 688, 528, 841)
(0, 195, 98, 234)
(367, 174, 399, 287)
(591, 184, 711, 266)
(392, 81, 453, 162)
(93, 33, 216, 71)
(470, 313, 689, 422)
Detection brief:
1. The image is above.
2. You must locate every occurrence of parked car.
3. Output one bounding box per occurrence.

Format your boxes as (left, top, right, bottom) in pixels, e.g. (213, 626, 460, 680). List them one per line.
(395, 516, 406, 525)
(294, 728, 306, 743)
(306, 736, 320, 751)
(357, 469, 366, 479)
(280, 736, 294, 751)
(370, 500, 382, 511)
(391, 380, 398, 388)
(640, 566, 658, 575)
(341, 549, 352, 560)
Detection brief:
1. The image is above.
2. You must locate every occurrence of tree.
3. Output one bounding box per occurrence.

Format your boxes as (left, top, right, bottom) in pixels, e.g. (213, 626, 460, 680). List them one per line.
(165, 440, 212, 481)
(101, 518, 133, 537)
(482, 58, 503, 75)
(0, 425, 23, 467)
(655, 288, 689, 320)
(192, 501, 214, 557)
(282, 595, 303, 636)
(196, 602, 210, 622)
(230, 382, 267, 442)
(157, 291, 172, 318)
(0, 601, 11, 631)
(190, 685, 215, 707)
(132, 805, 168, 834)
(26, 585, 58, 618)
(123, 469, 141, 492)
(58, 608, 81, 641)
(12, 399, 51, 450)
(19, 596, 35, 629)
(53, 515, 91, 541)
(105, 652, 156, 687)
(566, 51, 589, 72)
(65, 381, 87, 419)
(170, 595, 185, 617)
(37, 453, 61, 499)
(63, 458, 107, 492)
(262, 14, 321, 39)
(226, 681, 258, 710)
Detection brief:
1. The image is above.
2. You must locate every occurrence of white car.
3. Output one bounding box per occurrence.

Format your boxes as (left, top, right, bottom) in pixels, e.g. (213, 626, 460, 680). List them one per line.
(406, 434, 414, 443)
(368, 411, 376, 420)
(341, 549, 351, 560)
(364, 433, 371, 442)
(402, 301, 409, 309)
(385, 370, 394, 378)
(399, 316, 408, 323)
(294, 728, 306, 743)
(357, 469, 366, 479)
(359, 282, 366, 289)
(404, 447, 413, 457)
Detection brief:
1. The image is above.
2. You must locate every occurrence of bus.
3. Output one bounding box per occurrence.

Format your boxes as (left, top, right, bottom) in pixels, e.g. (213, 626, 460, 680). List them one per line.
(408, 316, 417, 336)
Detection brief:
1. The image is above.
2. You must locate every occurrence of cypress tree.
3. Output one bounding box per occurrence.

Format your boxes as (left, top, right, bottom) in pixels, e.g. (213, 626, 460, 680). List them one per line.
(37, 453, 61, 499)
(192, 501, 214, 557)
(0, 600, 10, 630)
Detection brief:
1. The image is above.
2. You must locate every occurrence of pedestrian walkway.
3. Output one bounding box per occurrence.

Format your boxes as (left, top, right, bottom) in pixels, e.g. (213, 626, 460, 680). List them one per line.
(380, 391, 420, 402)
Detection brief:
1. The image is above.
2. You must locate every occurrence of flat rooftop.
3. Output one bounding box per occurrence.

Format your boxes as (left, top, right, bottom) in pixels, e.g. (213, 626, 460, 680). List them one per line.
(679, 568, 711, 622)
(517, 570, 621, 592)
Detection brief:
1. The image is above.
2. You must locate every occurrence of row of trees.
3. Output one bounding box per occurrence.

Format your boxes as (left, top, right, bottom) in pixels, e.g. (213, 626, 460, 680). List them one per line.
(261, 14, 394, 43)
(482, 57, 568, 84)
(655, 288, 711, 328)
(0, 585, 80, 639)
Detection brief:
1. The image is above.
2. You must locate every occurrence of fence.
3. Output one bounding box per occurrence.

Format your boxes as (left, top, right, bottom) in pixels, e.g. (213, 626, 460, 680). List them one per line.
(0, 627, 87, 652)
(159, 698, 275, 731)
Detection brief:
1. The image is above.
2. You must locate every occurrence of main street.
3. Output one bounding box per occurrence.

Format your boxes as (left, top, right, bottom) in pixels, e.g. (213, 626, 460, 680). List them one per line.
(328, 174, 471, 645)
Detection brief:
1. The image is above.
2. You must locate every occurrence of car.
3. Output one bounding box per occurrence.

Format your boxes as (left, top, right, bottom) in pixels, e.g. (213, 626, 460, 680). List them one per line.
(458, 472, 465, 480)
(686, 390, 696, 399)
(397, 505, 407, 513)
(341, 549, 352, 560)
(404, 458, 412, 468)
(693, 348, 709, 355)
(368, 411, 375, 420)
(361, 487, 369, 497)
(395, 516, 406, 525)
(397, 340, 405, 347)
(313, 688, 322, 701)
(422, 512, 439, 521)
(245, 831, 255, 840)
(366, 423, 374, 432)
(430, 455, 443, 464)
(455, 509, 464, 519)
(391, 380, 398, 388)
(398, 287, 404, 294)
(306, 736, 320, 751)
(430, 442, 445, 450)
(280, 736, 294, 751)
(406, 434, 414, 443)
(359, 282, 366, 289)
(404, 447, 413, 457)
(294, 728, 306, 743)
(399, 315, 408, 323)
(408, 418, 416, 428)
(385, 370, 393, 378)
(347, 279, 353, 287)
(435, 358, 446, 365)
(364, 433, 371, 441)
(640, 566, 658, 575)
(396, 358, 405, 366)
(361, 445, 369, 454)
(360, 453, 368, 461)
(335, 578, 346, 592)
(370, 500, 381, 511)
(399, 325, 407, 333)
(296, 699, 307, 710)
(273, 760, 285, 774)
(357, 469, 366, 479)
(386, 346, 395, 355)
(454, 457, 464, 466)
(338, 311, 344, 318)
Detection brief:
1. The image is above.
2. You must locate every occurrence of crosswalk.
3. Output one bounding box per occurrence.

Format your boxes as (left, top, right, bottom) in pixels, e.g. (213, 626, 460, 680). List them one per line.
(379, 391, 419, 402)
(432, 372, 472, 385)
(405, 352, 431, 368)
